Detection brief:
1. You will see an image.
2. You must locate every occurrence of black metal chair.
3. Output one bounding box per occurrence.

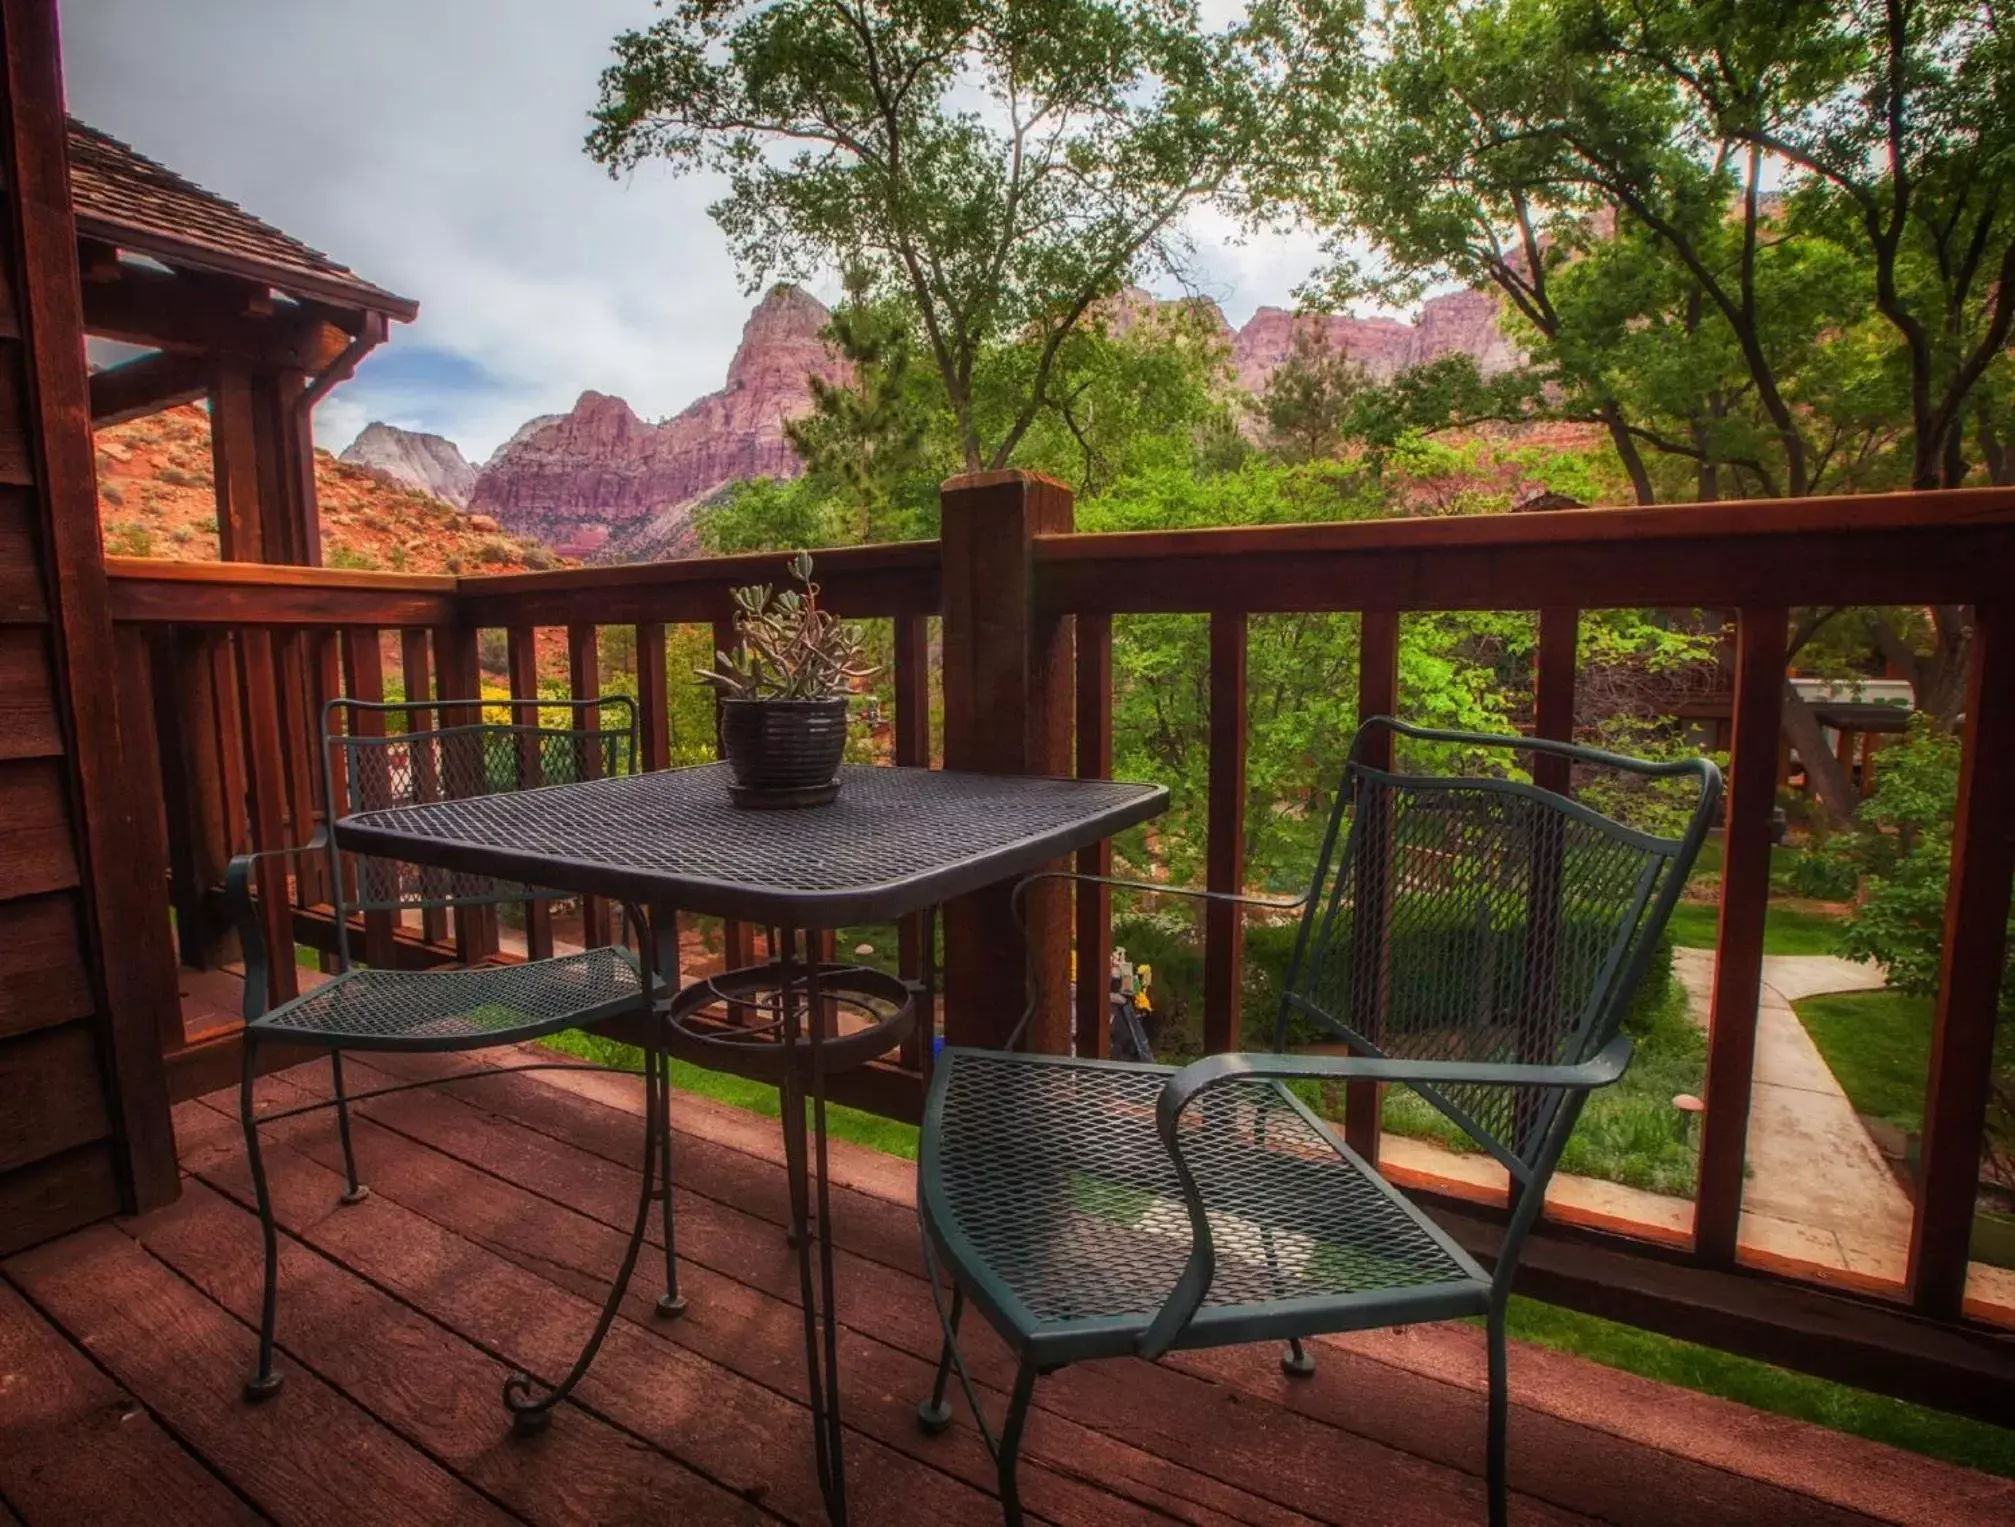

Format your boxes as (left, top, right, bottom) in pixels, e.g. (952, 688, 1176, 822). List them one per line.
(230, 696, 683, 1429)
(914, 718, 1720, 1526)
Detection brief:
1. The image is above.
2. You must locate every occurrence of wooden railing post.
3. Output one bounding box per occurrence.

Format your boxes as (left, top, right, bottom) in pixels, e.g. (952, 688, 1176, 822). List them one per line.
(1695, 605, 1789, 1263)
(1909, 603, 2014, 1317)
(939, 471, 1073, 1050)
(1204, 610, 1248, 1053)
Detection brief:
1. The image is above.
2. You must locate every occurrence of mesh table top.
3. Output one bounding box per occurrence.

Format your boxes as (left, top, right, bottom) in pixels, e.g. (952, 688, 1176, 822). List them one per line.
(334, 763, 1166, 926)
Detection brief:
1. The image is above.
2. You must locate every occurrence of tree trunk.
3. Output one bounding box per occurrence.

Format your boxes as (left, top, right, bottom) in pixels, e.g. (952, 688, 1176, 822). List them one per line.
(1781, 683, 1858, 832)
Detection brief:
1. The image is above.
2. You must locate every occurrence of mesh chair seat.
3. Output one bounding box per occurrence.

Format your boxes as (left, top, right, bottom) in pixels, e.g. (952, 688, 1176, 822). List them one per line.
(922, 1049, 1489, 1364)
(249, 945, 644, 1050)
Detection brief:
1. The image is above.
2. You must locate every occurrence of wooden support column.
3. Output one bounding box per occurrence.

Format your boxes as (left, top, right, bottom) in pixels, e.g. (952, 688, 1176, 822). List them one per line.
(1695, 605, 1789, 1263)
(207, 362, 262, 562)
(1909, 604, 2015, 1318)
(893, 613, 933, 1067)
(939, 471, 1073, 1051)
(1074, 612, 1113, 1060)
(1204, 610, 1248, 1054)
(1519, 606, 1579, 1165)
(1347, 609, 1400, 1163)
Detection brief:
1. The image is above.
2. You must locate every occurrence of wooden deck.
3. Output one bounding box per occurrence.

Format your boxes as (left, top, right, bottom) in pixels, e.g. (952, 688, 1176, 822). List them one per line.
(2, 1043, 2009, 1527)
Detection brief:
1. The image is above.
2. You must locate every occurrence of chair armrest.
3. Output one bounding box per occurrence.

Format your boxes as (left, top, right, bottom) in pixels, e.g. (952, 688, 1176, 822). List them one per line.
(1154, 1035, 1636, 1135)
(226, 835, 328, 1022)
(1133, 1035, 1633, 1360)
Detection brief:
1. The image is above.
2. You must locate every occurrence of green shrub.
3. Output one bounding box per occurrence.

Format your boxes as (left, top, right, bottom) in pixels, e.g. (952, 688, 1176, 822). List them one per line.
(104, 521, 152, 557)
(328, 543, 380, 572)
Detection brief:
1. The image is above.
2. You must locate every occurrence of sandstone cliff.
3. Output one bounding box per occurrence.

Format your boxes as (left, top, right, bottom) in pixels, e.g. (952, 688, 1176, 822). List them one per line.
(338, 421, 478, 508)
(468, 284, 846, 560)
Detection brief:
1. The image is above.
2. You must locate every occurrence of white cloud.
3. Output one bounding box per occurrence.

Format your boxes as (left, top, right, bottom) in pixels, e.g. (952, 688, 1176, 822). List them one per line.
(58, 0, 1367, 461)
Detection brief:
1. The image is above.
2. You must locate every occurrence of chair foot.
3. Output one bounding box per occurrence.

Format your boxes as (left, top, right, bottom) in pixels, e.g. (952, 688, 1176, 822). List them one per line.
(655, 1292, 688, 1319)
(509, 1405, 553, 1439)
(916, 1398, 953, 1435)
(339, 1184, 371, 1206)
(242, 1371, 285, 1403)
(1281, 1339, 1316, 1378)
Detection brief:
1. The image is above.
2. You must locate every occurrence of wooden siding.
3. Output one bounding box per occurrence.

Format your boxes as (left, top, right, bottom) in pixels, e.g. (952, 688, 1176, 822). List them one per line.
(0, 0, 177, 1254)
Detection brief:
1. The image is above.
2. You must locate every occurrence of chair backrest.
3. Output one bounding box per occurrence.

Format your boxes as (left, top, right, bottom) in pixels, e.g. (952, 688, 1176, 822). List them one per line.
(1275, 717, 1720, 1178)
(321, 696, 638, 962)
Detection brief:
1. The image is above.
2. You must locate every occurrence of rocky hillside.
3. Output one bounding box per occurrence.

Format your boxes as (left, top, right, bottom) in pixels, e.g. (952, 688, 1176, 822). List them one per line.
(467, 284, 849, 561)
(1227, 287, 1521, 393)
(339, 422, 477, 508)
(95, 403, 558, 574)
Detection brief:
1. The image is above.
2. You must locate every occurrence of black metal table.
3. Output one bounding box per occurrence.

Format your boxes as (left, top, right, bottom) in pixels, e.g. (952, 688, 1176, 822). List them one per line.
(336, 761, 1165, 1523)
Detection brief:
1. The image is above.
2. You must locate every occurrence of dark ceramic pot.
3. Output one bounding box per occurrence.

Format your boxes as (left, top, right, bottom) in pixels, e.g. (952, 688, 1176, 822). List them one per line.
(719, 696, 849, 803)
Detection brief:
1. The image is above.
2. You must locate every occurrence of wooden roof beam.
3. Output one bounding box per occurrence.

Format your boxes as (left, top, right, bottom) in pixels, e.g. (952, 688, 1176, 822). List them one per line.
(80, 262, 326, 368)
(89, 349, 208, 427)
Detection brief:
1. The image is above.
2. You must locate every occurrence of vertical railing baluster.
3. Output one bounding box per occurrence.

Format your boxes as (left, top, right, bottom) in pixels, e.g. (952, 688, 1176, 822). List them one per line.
(1695, 605, 1788, 1263)
(401, 627, 449, 951)
(1074, 611, 1113, 1060)
(342, 626, 397, 971)
(567, 623, 611, 950)
(1204, 610, 1248, 1054)
(1908, 603, 2014, 1318)
(506, 624, 553, 960)
(1347, 609, 1400, 1164)
(894, 612, 933, 1069)
(637, 621, 670, 772)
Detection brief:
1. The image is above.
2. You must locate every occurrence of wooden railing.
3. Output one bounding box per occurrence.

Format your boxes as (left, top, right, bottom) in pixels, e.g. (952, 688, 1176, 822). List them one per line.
(104, 480, 2015, 1421)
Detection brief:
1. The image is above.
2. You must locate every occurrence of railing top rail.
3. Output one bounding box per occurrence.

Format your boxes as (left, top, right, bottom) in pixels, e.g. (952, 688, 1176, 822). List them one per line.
(104, 556, 456, 592)
(453, 536, 942, 595)
(1035, 486, 2015, 614)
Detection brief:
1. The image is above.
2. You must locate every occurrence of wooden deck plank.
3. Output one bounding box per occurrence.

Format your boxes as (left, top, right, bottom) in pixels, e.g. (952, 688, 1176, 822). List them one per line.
(122, 1177, 773, 1527)
(0, 1279, 261, 1527)
(204, 1067, 1324, 1527)
(331, 1051, 1914, 1527)
(263, 1056, 1593, 1527)
(179, 1087, 1018, 1527)
(4, 1035, 1992, 1527)
(2, 1224, 516, 1527)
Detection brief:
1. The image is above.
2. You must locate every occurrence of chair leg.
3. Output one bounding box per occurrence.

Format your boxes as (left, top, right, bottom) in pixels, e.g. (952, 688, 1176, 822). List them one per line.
(240, 1038, 285, 1402)
(652, 1044, 686, 1318)
(916, 1283, 964, 1434)
(996, 1357, 1039, 1527)
(1281, 1338, 1316, 1377)
(330, 1052, 369, 1205)
(1486, 1299, 1509, 1527)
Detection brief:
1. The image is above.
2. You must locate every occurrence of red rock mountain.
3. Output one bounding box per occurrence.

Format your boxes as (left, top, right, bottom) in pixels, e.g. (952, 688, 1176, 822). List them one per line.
(468, 284, 847, 560)
(458, 280, 1519, 563)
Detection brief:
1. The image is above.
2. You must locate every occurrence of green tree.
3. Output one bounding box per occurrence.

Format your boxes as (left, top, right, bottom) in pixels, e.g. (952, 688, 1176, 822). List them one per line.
(589, 0, 1343, 473)
(784, 268, 931, 542)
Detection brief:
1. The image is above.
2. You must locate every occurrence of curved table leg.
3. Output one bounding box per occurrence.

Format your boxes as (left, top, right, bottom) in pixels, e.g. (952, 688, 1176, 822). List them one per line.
(501, 900, 666, 1436)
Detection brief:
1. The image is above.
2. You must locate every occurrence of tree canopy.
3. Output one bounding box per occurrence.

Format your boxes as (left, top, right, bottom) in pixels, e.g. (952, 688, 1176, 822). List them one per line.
(590, 0, 1348, 472)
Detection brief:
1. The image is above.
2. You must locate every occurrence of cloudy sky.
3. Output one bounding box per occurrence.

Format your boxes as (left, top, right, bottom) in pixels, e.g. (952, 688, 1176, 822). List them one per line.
(59, 0, 1333, 463)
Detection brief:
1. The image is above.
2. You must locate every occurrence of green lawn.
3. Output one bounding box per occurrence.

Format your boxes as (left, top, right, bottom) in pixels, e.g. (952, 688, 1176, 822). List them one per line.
(1665, 899, 1846, 956)
(546, 1024, 2013, 1477)
(1501, 1297, 2015, 1477)
(1795, 988, 1933, 1134)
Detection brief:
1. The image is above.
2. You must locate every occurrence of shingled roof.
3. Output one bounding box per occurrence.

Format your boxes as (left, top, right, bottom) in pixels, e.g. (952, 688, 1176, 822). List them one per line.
(67, 118, 418, 323)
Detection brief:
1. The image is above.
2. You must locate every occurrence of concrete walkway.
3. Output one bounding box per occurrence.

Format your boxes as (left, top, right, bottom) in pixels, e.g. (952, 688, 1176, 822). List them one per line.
(1673, 947, 1918, 1278)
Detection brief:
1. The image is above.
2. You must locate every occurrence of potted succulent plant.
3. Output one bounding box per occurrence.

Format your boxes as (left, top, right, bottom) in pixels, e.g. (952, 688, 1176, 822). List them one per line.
(698, 551, 876, 806)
